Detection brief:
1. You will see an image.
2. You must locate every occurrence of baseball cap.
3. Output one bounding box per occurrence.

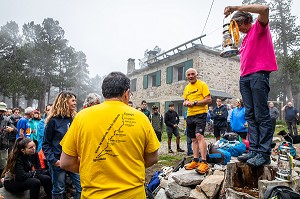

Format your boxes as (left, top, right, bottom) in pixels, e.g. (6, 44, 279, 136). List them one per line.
(0, 102, 7, 112)
(152, 105, 158, 110)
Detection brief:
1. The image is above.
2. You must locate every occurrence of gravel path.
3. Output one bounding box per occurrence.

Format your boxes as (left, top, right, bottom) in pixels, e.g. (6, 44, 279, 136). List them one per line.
(158, 137, 216, 155)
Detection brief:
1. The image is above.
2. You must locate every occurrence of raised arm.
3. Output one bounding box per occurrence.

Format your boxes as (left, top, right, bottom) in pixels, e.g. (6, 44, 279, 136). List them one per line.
(224, 4, 269, 26)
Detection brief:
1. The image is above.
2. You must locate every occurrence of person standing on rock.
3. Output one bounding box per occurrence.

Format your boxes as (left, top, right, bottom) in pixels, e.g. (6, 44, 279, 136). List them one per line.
(224, 4, 278, 167)
(183, 68, 212, 175)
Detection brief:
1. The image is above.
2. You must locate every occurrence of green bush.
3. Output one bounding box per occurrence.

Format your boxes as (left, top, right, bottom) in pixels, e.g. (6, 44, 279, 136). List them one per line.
(276, 120, 286, 125)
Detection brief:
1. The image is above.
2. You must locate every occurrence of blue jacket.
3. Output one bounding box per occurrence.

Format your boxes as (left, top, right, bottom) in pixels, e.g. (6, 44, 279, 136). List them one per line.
(42, 116, 72, 165)
(230, 107, 247, 133)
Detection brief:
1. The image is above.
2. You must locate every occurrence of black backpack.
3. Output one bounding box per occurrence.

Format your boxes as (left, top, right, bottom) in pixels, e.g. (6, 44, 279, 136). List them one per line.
(264, 185, 300, 199)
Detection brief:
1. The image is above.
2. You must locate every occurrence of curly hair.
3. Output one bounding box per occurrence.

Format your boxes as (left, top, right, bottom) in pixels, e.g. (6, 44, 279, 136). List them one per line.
(45, 91, 77, 124)
(2, 138, 33, 177)
(83, 93, 101, 108)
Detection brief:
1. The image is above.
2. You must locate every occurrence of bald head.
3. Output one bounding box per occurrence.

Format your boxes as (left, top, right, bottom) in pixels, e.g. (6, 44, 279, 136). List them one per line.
(186, 68, 198, 84)
(186, 68, 197, 76)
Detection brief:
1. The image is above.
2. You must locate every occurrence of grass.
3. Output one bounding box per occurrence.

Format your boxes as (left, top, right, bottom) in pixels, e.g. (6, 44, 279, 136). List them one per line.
(158, 154, 186, 167)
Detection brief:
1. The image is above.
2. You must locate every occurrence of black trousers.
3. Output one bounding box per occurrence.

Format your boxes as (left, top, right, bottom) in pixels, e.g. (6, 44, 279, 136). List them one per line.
(271, 117, 276, 134)
(286, 119, 298, 136)
(4, 174, 52, 199)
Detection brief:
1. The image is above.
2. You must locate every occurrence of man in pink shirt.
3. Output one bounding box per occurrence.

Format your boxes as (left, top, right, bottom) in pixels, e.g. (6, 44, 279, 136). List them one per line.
(224, 4, 278, 167)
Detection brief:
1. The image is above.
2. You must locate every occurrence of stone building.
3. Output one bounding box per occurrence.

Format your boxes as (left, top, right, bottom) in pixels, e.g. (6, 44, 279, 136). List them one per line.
(127, 36, 240, 117)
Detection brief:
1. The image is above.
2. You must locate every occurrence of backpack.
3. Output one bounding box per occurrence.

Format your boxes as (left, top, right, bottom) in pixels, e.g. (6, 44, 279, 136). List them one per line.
(149, 113, 162, 123)
(223, 132, 241, 142)
(264, 185, 300, 199)
(218, 136, 246, 157)
(147, 171, 162, 192)
(207, 144, 231, 165)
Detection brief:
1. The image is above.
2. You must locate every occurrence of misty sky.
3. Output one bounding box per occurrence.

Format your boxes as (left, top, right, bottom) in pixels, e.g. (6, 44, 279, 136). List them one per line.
(1, 0, 300, 77)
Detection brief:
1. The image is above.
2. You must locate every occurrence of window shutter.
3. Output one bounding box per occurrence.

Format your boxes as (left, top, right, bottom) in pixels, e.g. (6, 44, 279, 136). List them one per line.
(166, 66, 173, 84)
(156, 70, 161, 86)
(184, 60, 193, 76)
(164, 101, 171, 113)
(155, 102, 160, 111)
(143, 75, 148, 89)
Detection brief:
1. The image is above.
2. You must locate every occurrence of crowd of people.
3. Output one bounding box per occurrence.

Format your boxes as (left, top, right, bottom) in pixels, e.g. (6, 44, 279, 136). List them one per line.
(0, 2, 298, 199)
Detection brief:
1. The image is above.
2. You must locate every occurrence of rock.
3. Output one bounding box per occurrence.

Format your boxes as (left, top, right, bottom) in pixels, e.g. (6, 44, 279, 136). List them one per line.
(160, 177, 175, 189)
(197, 174, 224, 198)
(258, 177, 300, 199)
(294, 159, 300, 167)
(213, 170, 224, 176)
(171, 169, 205, 186)
(165, 181, 191, 199)
(189, 189, 208, 199)
(225, 188, 257, 199)
(294, 166, 300, 174)
(212, 164, 226, 171)
(272, 137, 282, 142)
(154, 188, 168, 199)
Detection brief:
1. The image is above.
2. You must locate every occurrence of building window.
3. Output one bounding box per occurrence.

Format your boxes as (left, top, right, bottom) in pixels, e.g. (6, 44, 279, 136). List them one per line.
(174, 65, 184, 82)
(143, 70, 161, 89)
(130, 78, 137, 92)
(166, 59, 193, 84)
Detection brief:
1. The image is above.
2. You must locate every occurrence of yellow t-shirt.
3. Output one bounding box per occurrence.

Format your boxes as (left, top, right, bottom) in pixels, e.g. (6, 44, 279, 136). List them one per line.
(60, 101, 160, 199)
(183, 79, 210, 116)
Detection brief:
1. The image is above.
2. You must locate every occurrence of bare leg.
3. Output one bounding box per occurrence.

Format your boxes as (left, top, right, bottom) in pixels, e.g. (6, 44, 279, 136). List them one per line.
(168, 137, 172, 149)
(196, 133, 207, 161)
(176, 136, 180, 146)
(192, 138, 199, 158)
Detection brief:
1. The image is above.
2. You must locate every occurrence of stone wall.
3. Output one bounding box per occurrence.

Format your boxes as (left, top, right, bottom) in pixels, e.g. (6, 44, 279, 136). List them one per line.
(127, 45, 240, 115)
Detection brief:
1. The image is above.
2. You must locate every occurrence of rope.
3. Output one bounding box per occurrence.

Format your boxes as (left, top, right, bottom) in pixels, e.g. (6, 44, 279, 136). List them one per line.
(201, 0, 215, 36)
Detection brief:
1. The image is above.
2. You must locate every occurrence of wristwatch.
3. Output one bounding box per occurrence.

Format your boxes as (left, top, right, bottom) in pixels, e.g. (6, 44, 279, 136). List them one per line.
(193, 100, 198, 106)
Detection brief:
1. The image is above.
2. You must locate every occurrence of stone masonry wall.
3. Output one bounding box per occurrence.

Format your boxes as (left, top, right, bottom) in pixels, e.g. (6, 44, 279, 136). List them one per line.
(128, 47, 240, 115)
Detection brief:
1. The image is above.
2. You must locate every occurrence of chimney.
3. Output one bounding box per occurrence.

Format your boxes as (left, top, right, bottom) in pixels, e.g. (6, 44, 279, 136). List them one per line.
(147, 50, 158, 64)
(127, 58, 135, 74)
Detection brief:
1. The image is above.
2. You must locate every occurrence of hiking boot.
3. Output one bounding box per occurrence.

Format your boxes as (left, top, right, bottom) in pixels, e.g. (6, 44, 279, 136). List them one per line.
(237, 151, 257, 163)
(246, 153, 270, 167)
(177, 148, 185, 152)
(168, 149, 174, 153)
(195, 162, 209, 175)
(184, 160, 200, 170)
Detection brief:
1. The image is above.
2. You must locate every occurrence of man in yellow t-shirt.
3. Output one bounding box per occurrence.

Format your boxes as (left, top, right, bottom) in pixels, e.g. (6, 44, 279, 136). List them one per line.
(183, 68, 212, 175)
(60, 72, 160, 199)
